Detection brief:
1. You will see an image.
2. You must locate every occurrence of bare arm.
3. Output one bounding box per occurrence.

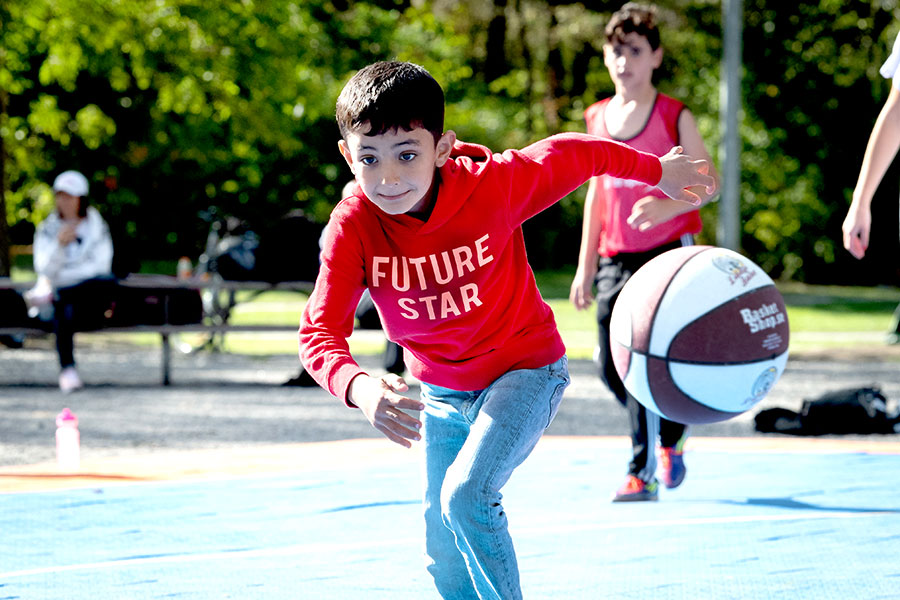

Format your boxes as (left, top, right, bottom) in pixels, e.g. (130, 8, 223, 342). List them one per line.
(569, 177, 604, 310)
(843, 85, 900, 259)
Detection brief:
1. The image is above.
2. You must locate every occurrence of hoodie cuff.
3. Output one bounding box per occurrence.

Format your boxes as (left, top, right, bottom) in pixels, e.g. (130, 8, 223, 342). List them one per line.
(636, 151, 663, 186)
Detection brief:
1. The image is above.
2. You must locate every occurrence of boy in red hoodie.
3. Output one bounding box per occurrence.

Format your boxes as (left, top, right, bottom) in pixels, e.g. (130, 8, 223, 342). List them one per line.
(299, 60, 714, 599)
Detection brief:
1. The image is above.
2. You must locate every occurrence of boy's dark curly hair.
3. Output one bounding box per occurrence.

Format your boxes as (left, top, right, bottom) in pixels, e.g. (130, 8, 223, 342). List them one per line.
(336, 61, 445, 144)
(605, 3, 660, 51)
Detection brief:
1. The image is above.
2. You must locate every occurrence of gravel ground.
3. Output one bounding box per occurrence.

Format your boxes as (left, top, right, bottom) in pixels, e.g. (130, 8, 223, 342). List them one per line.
(1, 336, 898, 467)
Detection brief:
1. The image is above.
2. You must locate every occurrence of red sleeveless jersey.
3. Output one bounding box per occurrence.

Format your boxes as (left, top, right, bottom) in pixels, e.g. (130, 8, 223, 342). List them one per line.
(584, 93, 702, 256)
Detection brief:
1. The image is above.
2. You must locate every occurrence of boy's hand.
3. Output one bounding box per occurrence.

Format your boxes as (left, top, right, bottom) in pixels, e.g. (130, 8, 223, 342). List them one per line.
(627, 195, 695, 231)
(656, 146, 716, 206)
(348, 373, 424, 448)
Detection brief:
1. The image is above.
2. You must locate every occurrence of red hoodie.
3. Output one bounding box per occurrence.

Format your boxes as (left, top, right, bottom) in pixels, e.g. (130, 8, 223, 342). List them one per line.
(300, 132, 662, 401)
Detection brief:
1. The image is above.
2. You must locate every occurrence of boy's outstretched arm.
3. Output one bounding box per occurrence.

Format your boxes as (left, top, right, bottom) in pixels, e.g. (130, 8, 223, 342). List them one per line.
(655, 146, 716, 206)
(348, 373, 424, 448)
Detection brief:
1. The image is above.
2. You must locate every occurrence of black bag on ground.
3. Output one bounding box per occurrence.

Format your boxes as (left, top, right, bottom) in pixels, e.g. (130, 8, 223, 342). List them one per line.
(755, 386, 900, 435)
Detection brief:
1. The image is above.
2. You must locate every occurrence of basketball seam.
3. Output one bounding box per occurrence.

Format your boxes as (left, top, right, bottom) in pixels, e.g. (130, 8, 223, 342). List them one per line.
(645, 246, 713, 356)
(628, 348, 788, 367)
(614, 245, 710, 358)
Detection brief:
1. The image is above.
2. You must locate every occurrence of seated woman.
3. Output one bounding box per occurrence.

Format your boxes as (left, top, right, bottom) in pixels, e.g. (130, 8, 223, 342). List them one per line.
(32, 170, 115, 393)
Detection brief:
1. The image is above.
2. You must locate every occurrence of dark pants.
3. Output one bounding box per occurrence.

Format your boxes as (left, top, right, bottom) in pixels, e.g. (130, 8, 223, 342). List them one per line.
(53, 278, 117, 369)
(595, 240, 688, 479)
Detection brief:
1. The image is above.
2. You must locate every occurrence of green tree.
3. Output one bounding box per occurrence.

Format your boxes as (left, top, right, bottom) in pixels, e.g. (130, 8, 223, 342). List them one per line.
(0, 0, 477, 274)
(737, 0, 899, 284)
(4, 0, 900, 286)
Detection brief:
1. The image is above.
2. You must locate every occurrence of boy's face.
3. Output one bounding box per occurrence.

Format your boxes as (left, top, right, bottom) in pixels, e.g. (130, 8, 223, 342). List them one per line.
(603, 32, 662, 91)
(338, 125, 455, 217)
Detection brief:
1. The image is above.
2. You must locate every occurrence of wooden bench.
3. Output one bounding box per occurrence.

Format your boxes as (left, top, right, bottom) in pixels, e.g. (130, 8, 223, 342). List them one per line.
(0, 275, 314, 386)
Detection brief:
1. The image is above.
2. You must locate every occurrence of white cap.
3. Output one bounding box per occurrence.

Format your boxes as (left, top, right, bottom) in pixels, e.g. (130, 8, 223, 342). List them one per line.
(52, 170, 89, 197)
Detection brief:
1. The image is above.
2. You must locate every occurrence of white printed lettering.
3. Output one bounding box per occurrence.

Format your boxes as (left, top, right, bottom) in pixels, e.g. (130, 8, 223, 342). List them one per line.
(398, 297, 419, 319)
(475, 234, 493, 267)
(420, 295, 438, 320)
(373, 236, 492, 322)
(409, 256, 428, 291)
(372, 257, 389, 288)
(430, 251, 454, 285)
(392, 256, 411, 292)
(460, 283, 482, 312)
(740, 303, 786, 334)
(440, 291, 461, 318)
(452, 246, 475, 277)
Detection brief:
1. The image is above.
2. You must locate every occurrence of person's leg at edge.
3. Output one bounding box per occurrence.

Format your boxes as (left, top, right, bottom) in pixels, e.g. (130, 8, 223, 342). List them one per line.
(421, 357, 570, 600)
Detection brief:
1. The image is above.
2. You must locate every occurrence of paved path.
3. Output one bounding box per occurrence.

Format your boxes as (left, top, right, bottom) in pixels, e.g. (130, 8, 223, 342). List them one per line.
(1, 335, 898, 467)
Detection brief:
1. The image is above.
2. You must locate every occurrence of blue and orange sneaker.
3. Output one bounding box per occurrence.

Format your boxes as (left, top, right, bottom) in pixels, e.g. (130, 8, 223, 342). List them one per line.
(612, 475, 659, 502)
(658, 446, 686, 489)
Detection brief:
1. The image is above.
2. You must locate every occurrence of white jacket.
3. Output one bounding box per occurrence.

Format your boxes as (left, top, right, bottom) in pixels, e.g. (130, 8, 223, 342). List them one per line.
(33, 206, 114, 288)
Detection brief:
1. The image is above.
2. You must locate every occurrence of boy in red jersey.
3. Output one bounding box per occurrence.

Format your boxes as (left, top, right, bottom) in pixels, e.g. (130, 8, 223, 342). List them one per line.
(570, 3, 720, 502)
(300, 60, 714, 599)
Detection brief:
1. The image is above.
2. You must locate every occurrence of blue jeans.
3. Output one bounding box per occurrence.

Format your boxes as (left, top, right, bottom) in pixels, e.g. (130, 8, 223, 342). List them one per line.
(420, 356, 570, 600)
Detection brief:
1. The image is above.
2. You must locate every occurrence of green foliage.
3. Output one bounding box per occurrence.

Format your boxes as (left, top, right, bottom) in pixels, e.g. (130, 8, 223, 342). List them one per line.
(739, 0, 899, 283)
(2, 0, 900, 285)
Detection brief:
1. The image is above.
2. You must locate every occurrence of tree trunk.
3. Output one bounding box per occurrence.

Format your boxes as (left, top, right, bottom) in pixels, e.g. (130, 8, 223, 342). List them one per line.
(484, 0, 507, 83)
(0, 73, 10, 277)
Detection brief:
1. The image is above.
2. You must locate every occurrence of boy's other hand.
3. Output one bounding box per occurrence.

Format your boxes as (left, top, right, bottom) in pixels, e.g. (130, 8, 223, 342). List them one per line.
(656, 146, 716, 206)
(627, 195, 694, 231)
(348, 373, 423, 448)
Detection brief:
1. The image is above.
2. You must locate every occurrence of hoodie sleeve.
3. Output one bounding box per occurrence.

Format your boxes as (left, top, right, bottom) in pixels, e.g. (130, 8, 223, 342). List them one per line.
(298, 208, 368, 404)
(497, 132, 662, 226)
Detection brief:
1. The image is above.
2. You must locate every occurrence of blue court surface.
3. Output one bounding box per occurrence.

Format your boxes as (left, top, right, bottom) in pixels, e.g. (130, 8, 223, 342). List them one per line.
(1, 436, 898, 599)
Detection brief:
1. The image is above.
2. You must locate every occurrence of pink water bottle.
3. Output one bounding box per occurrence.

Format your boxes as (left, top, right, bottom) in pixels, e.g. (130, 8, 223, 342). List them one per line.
(56, 408, 80, 471)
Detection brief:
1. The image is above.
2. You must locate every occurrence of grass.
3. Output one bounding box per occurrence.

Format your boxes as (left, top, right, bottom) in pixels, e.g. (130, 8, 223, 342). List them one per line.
(222, 271, 900, 358)
(12, 266, 900, 358)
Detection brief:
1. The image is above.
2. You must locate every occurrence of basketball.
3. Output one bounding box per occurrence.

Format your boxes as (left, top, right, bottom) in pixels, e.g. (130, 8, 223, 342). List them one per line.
(609, 246, 790, 424)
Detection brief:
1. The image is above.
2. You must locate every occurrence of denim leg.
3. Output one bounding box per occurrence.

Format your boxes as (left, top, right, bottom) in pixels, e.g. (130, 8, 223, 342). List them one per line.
(421, 357, 570, 600)
(422, 387, 480, 599)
